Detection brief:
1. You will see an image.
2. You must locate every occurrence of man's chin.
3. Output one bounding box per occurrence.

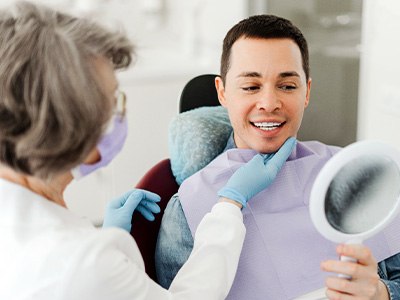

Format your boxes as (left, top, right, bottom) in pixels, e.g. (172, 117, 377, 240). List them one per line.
(252, 140, 288, 154)
(254, 146, 281, 154)
(235, 134, 292, 154)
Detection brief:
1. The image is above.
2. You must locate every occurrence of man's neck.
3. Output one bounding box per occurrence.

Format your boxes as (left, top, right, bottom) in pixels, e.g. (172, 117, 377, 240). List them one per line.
(223, 131, 237, 152)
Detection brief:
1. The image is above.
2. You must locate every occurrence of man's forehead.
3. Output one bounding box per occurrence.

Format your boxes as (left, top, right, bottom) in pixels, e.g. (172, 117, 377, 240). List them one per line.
(228, 37, 305, 78)
(230, 37, 301, 61)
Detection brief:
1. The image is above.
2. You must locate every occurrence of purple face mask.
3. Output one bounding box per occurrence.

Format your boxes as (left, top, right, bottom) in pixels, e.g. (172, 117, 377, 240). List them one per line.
(72, 114, 128, 179)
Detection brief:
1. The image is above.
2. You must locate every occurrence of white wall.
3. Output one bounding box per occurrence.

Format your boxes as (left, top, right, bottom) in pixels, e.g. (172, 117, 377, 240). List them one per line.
(357, 0, 400, 150)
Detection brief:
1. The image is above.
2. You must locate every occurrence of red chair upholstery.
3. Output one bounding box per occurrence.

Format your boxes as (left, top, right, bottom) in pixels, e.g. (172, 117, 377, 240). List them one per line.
(130, 159, 179, 282)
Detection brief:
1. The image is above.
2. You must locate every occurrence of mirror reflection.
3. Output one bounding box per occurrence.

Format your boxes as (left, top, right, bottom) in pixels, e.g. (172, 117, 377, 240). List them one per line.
(325, 154, 400, 234)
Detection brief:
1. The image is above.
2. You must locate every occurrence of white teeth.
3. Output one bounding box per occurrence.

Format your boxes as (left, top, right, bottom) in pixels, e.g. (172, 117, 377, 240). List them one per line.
(254, 122, 281, 127)
(253, 122, 282, 131)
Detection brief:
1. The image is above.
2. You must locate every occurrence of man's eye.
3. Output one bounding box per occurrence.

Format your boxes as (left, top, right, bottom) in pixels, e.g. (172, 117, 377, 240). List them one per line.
(242, 86, 260, 92)
(280, 85, 297, 91)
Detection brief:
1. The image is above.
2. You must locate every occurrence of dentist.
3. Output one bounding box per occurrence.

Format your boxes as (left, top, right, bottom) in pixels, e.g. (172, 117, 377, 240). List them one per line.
(0, 2, 295, 300)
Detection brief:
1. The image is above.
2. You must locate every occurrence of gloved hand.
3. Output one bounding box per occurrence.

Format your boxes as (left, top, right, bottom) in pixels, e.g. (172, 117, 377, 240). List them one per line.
(103, 189, 161, 232)
(218, 137, 296, 207)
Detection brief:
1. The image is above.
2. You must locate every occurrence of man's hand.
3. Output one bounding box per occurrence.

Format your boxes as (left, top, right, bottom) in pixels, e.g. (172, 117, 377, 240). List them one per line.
(218, 137, 296, 208)
(321, 244, 390, 300)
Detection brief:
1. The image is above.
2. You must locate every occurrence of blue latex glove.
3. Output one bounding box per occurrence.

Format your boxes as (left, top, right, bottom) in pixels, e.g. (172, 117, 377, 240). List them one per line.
(218, 137, 297, 207)
(103, 189, 161, 232)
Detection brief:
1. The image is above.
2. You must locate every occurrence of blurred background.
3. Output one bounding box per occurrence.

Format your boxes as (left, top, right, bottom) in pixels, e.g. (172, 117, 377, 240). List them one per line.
(2, 0, 398, 224)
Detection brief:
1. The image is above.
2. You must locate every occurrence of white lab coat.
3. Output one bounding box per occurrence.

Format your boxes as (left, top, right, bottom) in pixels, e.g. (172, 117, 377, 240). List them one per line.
(0, 178, 245, 300)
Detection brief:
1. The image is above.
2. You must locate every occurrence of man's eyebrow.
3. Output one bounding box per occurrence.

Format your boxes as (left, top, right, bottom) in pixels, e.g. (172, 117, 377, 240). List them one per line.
(279, 71, 300, 78)
(236, 71, 262, 78)
(236, 71, 301, 79)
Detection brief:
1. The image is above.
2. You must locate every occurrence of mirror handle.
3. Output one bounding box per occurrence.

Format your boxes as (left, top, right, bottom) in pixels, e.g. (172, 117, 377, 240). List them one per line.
(338, 255, 357, 279)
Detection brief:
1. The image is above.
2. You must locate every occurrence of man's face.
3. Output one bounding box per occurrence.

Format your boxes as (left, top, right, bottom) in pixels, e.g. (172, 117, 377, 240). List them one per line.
(216, 37, 311, 153)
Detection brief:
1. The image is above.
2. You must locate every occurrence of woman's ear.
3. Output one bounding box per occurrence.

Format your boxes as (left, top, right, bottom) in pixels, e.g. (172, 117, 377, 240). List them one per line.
(83, 148, 101, 164)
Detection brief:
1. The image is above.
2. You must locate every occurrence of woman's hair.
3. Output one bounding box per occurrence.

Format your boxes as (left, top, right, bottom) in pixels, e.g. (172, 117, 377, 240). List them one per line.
(0, 1, 134, 179)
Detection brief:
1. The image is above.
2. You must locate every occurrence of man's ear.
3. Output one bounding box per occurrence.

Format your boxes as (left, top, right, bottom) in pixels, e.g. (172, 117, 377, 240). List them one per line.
(304, 78, 312, 108)
(215, 76, 227, 107)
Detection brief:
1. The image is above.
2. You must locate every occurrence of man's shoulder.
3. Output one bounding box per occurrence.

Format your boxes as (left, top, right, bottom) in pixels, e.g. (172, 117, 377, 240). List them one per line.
(164, 193, 186, 219)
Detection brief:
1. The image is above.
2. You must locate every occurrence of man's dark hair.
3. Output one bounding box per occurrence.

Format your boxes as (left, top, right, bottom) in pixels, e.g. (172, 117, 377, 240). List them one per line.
(220, 15, 309, 83)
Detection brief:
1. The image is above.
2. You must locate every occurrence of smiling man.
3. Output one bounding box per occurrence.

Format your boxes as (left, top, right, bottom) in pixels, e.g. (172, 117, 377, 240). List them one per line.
(216, 37, 311, 153)
(155, 15, 400, 300)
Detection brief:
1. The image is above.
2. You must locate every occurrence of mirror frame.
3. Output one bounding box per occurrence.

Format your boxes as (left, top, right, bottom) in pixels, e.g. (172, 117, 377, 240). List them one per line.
(310, 140, 400, 243)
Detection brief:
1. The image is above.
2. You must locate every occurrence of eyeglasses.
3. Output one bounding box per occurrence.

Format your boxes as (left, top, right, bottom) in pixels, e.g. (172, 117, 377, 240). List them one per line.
(114, 90, 126, 119)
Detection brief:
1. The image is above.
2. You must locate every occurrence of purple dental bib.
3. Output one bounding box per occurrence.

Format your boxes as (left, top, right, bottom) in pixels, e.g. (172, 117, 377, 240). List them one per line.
(179, 141, 400, 299)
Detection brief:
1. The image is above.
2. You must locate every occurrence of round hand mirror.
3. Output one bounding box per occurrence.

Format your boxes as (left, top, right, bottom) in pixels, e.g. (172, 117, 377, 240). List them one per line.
(310, 140, 400, 245)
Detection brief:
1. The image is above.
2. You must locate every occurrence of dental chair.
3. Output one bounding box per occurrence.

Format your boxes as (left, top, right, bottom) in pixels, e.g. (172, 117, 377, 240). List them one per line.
(130, 74, 222, 282)
(179, 74, 220, 113)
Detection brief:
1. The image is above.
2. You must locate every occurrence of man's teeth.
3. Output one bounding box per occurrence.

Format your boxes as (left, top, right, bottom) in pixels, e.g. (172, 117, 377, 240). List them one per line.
(253, 122, 282, 131)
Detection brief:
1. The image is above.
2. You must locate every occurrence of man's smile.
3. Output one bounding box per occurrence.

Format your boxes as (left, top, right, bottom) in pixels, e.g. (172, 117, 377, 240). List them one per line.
(251, 121, 285, 131)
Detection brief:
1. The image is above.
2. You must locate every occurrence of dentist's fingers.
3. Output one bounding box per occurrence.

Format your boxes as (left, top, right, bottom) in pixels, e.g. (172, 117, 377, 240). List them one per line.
(264, 137, 296, 180)
(136, 205, 158, 221)
(138, 199, 161, 213)
(268, 137, 296, 166)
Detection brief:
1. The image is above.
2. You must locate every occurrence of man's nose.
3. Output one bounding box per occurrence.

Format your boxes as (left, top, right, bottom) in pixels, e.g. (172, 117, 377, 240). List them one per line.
(255, 87, 281, 112)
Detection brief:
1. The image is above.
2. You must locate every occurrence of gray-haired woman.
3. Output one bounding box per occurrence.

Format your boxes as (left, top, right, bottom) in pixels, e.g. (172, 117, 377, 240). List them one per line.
(0, 2, 295, 300)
